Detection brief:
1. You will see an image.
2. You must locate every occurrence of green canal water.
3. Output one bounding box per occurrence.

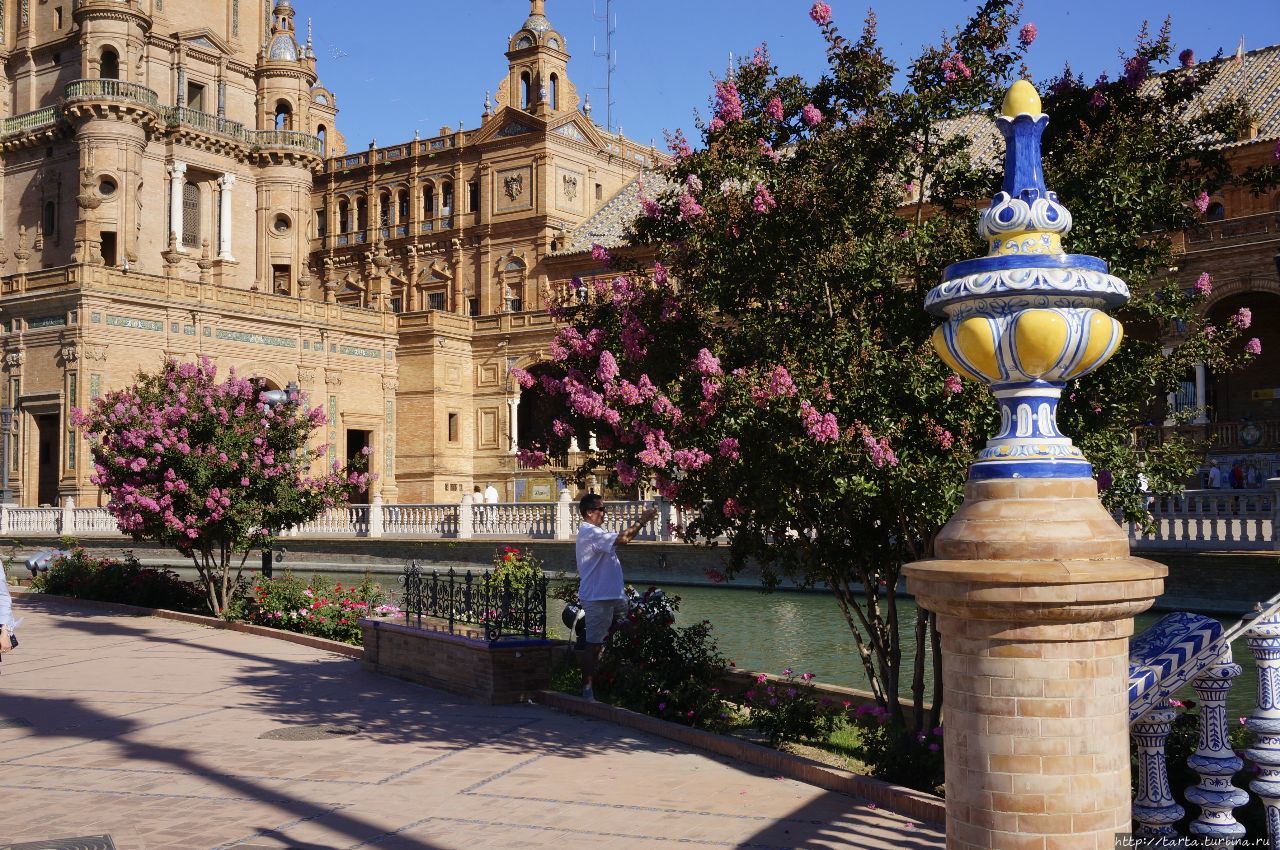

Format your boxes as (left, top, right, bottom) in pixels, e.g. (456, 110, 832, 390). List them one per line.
(268, 567, 1260, 719)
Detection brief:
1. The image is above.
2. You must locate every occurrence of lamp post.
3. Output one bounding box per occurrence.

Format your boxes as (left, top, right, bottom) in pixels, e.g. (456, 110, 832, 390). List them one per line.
(0, 405, 12, 504)
(256, 382, 299, 578)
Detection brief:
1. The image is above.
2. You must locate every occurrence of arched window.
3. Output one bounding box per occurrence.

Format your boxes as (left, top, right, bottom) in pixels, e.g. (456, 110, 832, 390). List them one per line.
(274, 101, 293, 131)
(378, 191, 391, 228)
(549, 73, 559, 110)
(338, 197, 350, 233)
(355, 196, 368, 231)
(422, 182, 436, 217)
(99, 48, 120, 80)
(397, 189, 409, 223)
(181, 182, 200, 247)
(441, 181, 454, 215)
(317, 124, 327, 156)
(520, 71, 531, 109)
(1207, 202, 1225, 222)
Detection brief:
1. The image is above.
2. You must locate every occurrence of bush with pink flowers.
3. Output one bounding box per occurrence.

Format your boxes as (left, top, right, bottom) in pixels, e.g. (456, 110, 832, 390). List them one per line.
(742, 669, 842, 745)
(228, 572, 388, 645)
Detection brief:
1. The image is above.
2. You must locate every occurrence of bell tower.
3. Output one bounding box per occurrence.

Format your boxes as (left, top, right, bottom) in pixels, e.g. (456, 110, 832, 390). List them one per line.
(498, 0, 578, 118)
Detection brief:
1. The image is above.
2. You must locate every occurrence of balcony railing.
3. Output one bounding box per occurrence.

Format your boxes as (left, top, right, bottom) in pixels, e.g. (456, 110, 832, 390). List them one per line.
(1138, 420, 1280, 453)
(161, 106, 247, 142)
(63, 78, 159, 109)
(251, 129, 324, 155)
(2, 105, 62, 137)
(1184, 210, 1280, 249)
(1119, 488, 1280, 552)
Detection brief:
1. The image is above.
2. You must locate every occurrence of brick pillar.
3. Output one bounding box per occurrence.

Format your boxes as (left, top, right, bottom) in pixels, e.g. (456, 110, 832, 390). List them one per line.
(906, 477, 1164, 849)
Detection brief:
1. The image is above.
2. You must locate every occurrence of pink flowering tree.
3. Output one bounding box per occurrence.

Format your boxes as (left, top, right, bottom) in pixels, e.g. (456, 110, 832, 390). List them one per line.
(74, 358, 371, 615)
(522, 2, 1269, 732)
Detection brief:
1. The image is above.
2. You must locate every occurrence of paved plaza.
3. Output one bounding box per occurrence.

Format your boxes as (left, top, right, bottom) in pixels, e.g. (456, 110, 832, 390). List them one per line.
(0, 596, 942, 850)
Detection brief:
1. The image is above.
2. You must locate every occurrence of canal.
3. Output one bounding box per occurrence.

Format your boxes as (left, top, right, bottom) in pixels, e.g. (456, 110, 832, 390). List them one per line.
(250, 566, 1260, 718)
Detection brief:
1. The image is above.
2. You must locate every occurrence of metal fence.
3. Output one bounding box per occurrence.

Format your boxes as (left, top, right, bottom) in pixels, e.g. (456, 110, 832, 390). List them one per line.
(398, 561, 548, 641)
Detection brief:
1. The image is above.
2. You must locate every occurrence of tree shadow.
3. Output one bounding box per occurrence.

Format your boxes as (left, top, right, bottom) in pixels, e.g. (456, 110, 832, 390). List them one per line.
(6, 596, 942, 849)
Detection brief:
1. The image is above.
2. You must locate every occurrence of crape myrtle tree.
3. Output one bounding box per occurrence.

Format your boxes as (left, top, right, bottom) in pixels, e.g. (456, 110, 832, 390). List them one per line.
(74, 358, 371, 615)
(516, 0, 1266, 732)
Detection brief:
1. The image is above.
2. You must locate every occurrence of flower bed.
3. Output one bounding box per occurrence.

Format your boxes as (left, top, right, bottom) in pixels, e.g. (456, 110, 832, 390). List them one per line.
(227, 572, 391, 645)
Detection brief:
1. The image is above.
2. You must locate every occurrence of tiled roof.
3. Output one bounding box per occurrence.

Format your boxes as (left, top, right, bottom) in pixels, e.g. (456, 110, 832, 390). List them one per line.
(1187, 43, 1280, 144)
(551, 173, 671, 257)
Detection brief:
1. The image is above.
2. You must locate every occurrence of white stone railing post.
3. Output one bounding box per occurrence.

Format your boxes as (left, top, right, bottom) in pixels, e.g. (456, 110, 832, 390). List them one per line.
(458, 494, 473, 539)
(60, 496, 75, 536)
(1132, 702, 1184, 837)
(554, 488, 572, 540)
(655, 495, 672, 542)
(368, 492, 384, 538)
(1185, 653, 1247, 839)
(1244, 610, 1280, 841)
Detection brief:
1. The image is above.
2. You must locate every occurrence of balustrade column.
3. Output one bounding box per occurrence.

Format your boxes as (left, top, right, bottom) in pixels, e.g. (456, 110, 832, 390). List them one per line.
(458, 494, 473, 539)
(1185, 654, 1247, 839)
(1245, 610, 1280, 840)
(168, 161, 187, 252)
(1194, 362, 1209, 424)
(1132, 703, 1184, 836)
(368, 491, 384, 538)
(507, 394, 519, 454)
(218, 173, 236, 261)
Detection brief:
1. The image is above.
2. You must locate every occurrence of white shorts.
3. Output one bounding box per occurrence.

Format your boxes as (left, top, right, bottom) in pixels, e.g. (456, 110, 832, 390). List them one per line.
(582, 598, 627, 645)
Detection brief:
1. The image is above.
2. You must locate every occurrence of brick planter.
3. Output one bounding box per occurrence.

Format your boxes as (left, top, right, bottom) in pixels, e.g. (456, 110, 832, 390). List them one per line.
(359, 617, 562, 704)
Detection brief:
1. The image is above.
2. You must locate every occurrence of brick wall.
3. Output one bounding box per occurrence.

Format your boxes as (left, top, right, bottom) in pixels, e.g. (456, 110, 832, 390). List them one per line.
(360, 617, 561, 703)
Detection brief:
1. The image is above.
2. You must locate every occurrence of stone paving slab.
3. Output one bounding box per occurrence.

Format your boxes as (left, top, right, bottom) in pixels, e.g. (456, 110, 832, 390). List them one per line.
(0, 595, 943, 850)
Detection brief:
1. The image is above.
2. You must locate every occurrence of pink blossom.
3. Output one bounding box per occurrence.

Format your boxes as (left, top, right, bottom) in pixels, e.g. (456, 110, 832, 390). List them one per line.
(752, 183, 777, 213)
(1018, 23, 1037, 48)
(930, 425, 954, 450)
(709, 117, 725, 133)
(941, 53, 972, 83)
(653, 262, 669, 285)
(616, 460, 639, 486)
(714, 80, 744, 123)
(1179, 48, 1196, 67)
(509, 366, 536, 390)
(694, 348, 722, 375)
(1193, 192, 1211, 214)
(765, 96, 784, 122)
(1090, 90, 1106, 109)
(597, 350, 620, 383)
(1194, 272, 1213, 296)
(808, 2, 831, 25)
(1123, 55, 1149, 89)
(517, 448, 549, 468)
(590, 243, 611, 264)
(857, 423, 898, 468)
(801, 103, 823, 127)
(552, 419, 574, 438)
(1246, 338, 1262, 355)
(800, 401, 840, 442)
(943, 375, 963, 395)
(1231, 307, 1252, 330)
(764, 365, 797, 398)
(673, 448, 711, 471)
(718, 437, 741, 461)
(678, 193, 705, 220)
(640, 197, 662, 218)
(723, 497, 746, 518)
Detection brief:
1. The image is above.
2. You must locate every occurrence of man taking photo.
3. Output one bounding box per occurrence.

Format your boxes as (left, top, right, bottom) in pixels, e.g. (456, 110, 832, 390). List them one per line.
(575, 493, 657, 701)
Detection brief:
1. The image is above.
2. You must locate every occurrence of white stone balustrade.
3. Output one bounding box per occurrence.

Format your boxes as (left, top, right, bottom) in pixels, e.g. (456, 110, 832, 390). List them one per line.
(1120, 485, 1280, 552)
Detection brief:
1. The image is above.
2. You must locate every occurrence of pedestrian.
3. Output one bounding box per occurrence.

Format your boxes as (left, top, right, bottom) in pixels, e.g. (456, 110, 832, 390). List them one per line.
(575, 493, 656, 701)
(483, 482, 499, 504)
(0, 557, 15, 666)
(1231, 462, 1245, 490)
(1208, 459, 1222, 489)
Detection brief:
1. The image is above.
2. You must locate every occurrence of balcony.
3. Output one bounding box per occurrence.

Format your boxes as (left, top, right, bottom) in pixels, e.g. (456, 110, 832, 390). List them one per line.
(250, 129, 324, 156)
(1181, 209, 1280, 252)
(1137, 420, 1280, 452)
(160, 106, 248, 143)
(1, 106, 62, 138)
(63, 78, 159, 110)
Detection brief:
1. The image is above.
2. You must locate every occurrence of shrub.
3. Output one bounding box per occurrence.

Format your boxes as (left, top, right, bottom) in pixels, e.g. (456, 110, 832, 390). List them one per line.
(31, 547, 204, 612)
(742, 669, 842, 746)
(595, 588, 732, 731)
(846, 702, 945, 794)
(227, 571, 387, 645)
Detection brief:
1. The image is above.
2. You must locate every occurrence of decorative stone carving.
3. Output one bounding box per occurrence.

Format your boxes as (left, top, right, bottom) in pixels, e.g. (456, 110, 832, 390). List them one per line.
(13, 225, 30, 272)
(562, 173, 578, 202)
(297, 367, 316, 383)
(196, 239, 213, 285)
(77, 167, 101, 210)
(58, 344, 79, 365)
(381, 376, 399, 391)
(85, 344, 108, 362)
(503, 173, 524, 201)
(4, 350, 25, 369)
(324, 371, 343, 388)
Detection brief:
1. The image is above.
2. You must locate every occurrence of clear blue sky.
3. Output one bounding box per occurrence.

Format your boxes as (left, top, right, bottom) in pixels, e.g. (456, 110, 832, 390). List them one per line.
(300, 0, 1278, 151)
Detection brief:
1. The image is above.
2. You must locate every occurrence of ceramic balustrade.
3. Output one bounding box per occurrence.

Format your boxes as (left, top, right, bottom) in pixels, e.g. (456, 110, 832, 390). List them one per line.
(1130, 602, 1280, 841)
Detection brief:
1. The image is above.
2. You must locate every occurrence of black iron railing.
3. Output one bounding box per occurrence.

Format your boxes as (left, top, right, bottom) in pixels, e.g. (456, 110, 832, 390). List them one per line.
(399, 562, 548, 641)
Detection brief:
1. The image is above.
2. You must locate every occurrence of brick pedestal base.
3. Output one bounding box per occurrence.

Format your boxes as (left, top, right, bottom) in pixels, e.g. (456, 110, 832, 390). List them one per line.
(905, 478, 1165, 850)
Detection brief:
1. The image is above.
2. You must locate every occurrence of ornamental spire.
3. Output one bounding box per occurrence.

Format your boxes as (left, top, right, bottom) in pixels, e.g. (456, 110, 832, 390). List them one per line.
(925, 82, 1131, 481)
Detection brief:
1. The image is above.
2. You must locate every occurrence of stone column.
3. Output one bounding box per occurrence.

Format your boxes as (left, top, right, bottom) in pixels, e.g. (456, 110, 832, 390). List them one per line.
(903, 81, 1164, 850)
(218, 173, 236, 261)
(507, 393, 520, 454)
(1194, 361, 1208, 424)
(168, 161, 187, 252)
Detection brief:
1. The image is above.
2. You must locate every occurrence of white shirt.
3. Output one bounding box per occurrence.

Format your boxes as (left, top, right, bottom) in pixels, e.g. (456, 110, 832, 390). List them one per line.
(0, 558, 12, 626)
(1209, 466, 1222, 489)
(576, 521, 624, 601)
(483, 485, 499, 504)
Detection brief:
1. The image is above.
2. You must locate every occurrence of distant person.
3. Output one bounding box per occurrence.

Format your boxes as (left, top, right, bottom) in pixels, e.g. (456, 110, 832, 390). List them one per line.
(1096, 469, 1112, 492)
(484, 482, 499, 504)
(575, 493, 657, 701)
(1231, 462, 1245, 490)
(1247, 464, 1260, 489)
(1208, 460, 1222, 489)
(0, 557, 15, 668)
